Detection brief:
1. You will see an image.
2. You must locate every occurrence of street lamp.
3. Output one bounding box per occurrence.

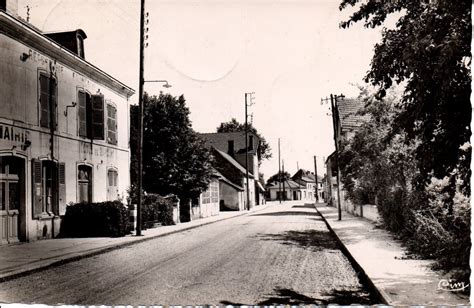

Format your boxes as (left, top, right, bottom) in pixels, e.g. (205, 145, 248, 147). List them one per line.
(145, 80, 172, 88)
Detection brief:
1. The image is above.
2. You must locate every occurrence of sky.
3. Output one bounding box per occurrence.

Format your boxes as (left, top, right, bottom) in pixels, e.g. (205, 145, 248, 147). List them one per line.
(18, 0, 383, 180)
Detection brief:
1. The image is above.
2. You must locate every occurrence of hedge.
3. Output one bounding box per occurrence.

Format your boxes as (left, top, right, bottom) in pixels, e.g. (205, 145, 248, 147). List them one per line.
(60, 201, 131, 237)
(142, 194, 175, 228)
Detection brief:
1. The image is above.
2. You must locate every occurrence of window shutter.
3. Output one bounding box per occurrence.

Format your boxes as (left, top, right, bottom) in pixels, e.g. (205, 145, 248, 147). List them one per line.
(91, 94, 104, 140)
(32, 159, 43, 218)
(51, 78, 57, 130)
(78, 91, 87, 137)
(58, 162, 66, 215)
(107, 104, 117, 145)
(39, 75, 49, 128)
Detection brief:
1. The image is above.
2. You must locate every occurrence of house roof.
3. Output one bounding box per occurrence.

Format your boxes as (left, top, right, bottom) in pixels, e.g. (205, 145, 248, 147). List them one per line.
(292, 169, 323, 183)
(337, 98, 367, 130)
(213, 169, 244, 191)
(214, 148, 254, 178)
(0, 11, 134, 98)
(266, 179, 304, 190)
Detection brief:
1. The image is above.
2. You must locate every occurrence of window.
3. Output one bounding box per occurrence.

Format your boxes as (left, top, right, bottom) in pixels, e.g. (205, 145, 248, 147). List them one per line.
(249, 135, 254, 151)
(78, 91, 89, 138)
(107, 169, 118, 201)
(77, 90, 104, 140)
(77, 165, 92, 203)
(106, 103, 117, 145)
(202, 181, 218, 204)
(32, 160, 65, 217)
(39, 74, 57, 129)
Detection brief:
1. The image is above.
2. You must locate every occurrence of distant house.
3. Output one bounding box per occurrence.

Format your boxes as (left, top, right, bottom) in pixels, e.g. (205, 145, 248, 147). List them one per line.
(210, 147, 254, 211)
(266, 179, 305, 201)
(325, 98, 366, 210)
(291, 169, 324, 202)
(200, 132, 263, 209)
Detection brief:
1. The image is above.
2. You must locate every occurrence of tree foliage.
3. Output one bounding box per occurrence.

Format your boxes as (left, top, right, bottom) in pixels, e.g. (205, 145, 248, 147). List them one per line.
(266, 171, 291, 186)
(130, 93, 213, 200)
(217, 118, 272, 164)
(339, 0, 471, 196)
(339, 86, 470, 289)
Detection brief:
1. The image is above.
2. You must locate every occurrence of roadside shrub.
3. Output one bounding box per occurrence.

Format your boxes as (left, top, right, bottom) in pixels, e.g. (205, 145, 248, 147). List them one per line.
(61, 201, 131, 237)
(142, 193, 175, 228)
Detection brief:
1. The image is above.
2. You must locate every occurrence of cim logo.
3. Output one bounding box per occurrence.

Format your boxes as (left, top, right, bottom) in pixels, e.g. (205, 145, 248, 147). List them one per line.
(438, 279, 469, 292)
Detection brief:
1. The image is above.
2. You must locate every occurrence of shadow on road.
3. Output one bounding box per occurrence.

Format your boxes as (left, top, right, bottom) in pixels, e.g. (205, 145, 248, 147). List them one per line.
(255, 229, 338, 251)
(252, 287, 375, 305)
(250, 211, 322, 217)
(292, 204, 316, 209)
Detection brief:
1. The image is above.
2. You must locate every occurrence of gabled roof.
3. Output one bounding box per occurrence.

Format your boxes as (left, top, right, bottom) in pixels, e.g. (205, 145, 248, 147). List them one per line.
(292, 169, 323, 183)
(213, 169, 244, 191)
(214, 148, 254, 178)
(266, 179, 304, 190)
(0, 11, 134, 98)
(337, 98, 368, 130)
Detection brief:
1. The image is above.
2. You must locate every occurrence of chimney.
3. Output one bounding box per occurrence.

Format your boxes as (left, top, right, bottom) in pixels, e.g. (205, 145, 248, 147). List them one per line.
(0, 0, 19, 17)
(227, 140, 234, 156)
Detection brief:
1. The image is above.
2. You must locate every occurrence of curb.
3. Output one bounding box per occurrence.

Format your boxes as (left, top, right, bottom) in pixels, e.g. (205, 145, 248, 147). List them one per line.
(0, 204, 271, 283)
(313, 203, 391, 305)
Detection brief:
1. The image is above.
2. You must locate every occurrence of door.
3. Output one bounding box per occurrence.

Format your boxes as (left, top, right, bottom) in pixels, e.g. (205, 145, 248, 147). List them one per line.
(0, 158, 21, 244)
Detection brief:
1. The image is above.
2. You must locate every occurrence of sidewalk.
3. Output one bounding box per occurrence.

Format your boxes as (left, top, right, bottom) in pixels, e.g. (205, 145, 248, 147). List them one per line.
(315, 203, 470, 306)
(0, 203, 273, 282)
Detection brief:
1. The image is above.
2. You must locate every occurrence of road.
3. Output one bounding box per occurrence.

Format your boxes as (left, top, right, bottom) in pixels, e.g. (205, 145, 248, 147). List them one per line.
(0, 202, 376, 305)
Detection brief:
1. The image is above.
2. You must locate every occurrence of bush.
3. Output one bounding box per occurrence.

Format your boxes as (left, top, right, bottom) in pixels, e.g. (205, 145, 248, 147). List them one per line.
(142, 193, 175, 228)
(60, 201, 131, 237)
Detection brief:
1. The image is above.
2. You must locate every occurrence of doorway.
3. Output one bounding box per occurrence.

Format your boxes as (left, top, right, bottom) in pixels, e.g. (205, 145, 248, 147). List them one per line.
(0, 156, 24, 244)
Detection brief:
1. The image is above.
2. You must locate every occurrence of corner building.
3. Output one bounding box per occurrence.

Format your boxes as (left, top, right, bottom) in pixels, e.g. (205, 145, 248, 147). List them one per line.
(0, 3, 134, 244)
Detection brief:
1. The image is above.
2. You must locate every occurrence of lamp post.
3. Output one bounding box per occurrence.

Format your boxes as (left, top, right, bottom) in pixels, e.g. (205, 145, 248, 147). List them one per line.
(136, 0, 173, 236)
(136, 79, 171, 237)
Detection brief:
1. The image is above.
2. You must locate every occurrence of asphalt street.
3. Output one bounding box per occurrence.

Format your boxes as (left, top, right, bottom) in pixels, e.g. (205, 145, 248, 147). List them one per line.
(0, 202, 376, 305)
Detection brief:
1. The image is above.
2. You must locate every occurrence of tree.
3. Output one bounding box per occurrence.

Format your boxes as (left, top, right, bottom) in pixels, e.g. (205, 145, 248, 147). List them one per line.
(266, 171, 291, 186)
(339, 87, 418, 230)
(130, 93, 213, 201)
(217, 118, 272, 164)
(339, 0, 471, 198)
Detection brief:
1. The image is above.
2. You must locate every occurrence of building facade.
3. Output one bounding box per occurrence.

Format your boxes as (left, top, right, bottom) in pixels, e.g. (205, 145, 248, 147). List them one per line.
(200, 132, 261, 209)
(0, 7, 134, 244)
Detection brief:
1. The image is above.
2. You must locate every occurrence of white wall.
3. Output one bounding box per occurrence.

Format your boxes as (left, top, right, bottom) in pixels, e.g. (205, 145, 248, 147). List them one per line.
(0, 32, 132, 241)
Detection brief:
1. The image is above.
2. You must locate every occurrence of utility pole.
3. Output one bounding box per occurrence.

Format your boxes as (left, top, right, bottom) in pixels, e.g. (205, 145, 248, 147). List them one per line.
(244, 92, 254, 211)
(278, 138, 282, 203)
(314, 155, 319, 203)
(282, 160, 286, 201)
(136, 0, 146, 236)
(322, 93, 345, 221)
(245, 93, 250, 211)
